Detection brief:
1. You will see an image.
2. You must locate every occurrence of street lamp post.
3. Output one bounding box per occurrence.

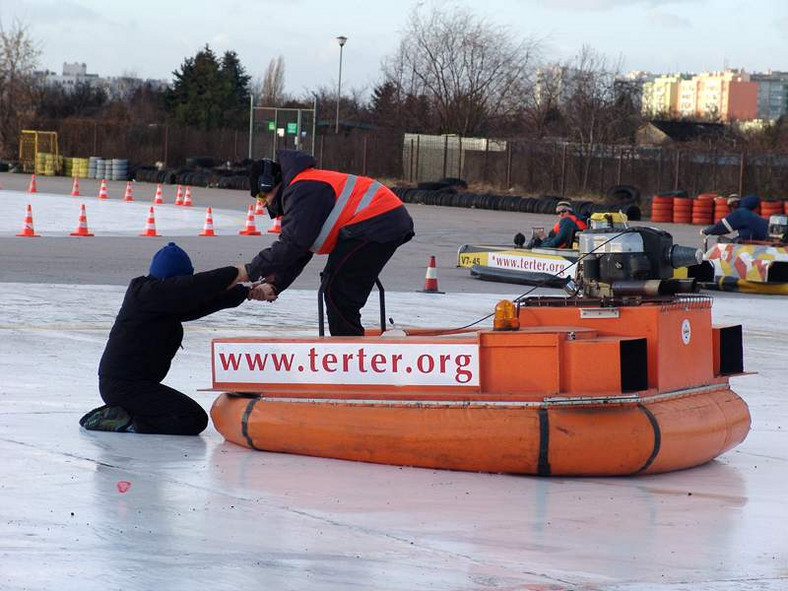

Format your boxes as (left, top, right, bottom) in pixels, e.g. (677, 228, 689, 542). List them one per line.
(335, 35, 347, 134)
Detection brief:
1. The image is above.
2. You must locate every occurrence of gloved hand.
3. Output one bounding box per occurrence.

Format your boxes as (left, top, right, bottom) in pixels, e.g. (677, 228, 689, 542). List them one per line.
(699, 228, 707, 236)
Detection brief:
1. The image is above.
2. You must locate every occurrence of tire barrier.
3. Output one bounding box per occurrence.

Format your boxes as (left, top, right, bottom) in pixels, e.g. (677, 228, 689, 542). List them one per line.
(650, 195, 674, 223)
(673, 197, 693, 224)
(388, 187, 641, 220)
(761, 200, 784, 220)
(692, 194, 715, 225)
(111, 158, 129, 181)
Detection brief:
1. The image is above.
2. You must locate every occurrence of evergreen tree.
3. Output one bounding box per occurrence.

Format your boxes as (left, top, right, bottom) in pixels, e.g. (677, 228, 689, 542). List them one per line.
(218, 50, 251, 127)
(167, 45, 223, 129)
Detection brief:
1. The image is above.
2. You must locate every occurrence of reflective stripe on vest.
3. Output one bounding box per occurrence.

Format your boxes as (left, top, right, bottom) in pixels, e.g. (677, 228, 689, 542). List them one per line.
(290, 169, 403, 254)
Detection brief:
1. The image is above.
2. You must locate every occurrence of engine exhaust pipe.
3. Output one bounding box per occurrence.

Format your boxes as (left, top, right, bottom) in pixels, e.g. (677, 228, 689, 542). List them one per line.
(667, 245, 704, 269)
(612, 279, 698, 297)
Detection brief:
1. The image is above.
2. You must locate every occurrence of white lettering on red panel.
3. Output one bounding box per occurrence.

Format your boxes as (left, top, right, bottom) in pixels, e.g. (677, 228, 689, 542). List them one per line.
(213, 342, 480, 387)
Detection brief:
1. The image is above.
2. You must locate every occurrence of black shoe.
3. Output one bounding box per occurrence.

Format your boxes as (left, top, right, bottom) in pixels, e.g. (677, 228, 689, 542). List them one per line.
(79, 405, 133, 432)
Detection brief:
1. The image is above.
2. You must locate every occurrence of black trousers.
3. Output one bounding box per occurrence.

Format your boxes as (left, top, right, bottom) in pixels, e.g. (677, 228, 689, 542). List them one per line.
(322, 238, 399, 336)
(99, 376, 209, 436)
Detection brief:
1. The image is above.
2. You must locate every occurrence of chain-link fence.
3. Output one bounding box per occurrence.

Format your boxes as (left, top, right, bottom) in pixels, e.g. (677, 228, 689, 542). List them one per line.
(249, 106, 316, 160)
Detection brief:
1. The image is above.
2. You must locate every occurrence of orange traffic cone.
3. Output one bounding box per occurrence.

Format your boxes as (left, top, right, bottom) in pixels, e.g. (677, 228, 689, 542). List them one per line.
(174, 185, 184, 206)
(27, 174, 37, 193)
(238, 205, 261, 235)
(16, 204, 40, 237)
(267, 216, 282, 234)
(153, 183, 164, 204)
(139, 206, 161, 237)
(254, 199, 265, 215)
(97, 179, 109, 200)
(420, 256, 444, 293)
(183, 186, 193, 207)
(199, 207, 216, 236)
(123, 181, 134, 202)
(69, 204, 94, 237)
(70, 177, 80, 196)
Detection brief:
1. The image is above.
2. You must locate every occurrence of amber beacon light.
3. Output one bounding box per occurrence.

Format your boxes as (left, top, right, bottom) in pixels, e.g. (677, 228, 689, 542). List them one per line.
(493, 300, 520, 331)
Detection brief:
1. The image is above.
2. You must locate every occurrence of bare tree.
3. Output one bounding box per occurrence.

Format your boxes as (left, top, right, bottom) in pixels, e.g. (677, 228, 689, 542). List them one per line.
(0, 19, 40, 158)
(382, 4, 539, 136)
(561, 46, 638, 191)
(260, 56, 286, 106)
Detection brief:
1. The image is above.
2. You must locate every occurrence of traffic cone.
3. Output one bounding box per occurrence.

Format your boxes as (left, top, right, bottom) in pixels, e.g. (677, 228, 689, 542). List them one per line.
(123, 181, 134, 202)
(139, 206, 160, 237)
(420, 256, 444, 293)
(254, 199, 265, 216)
(27, 174, 37, 193)
(153, 183, 164, 204)
(97, 179, 109, 200)
(267, 216, 282, 234)
(16, 204, 40, 237)
(174, 185, 184, 206)
(70, 177, 80, 196)
(183, 186, 193, 206)
(69, 204, 94, 237)
(199, 207, 216, 236)
(238, 205, 261, 235)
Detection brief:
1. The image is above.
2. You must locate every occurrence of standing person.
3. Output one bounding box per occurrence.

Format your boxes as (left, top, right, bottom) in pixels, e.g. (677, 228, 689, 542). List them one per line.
(79, 242, 273, 434)
(701, 194, 768, 242)
(538, 201, 588, 249)
(241, 150, 414, 336)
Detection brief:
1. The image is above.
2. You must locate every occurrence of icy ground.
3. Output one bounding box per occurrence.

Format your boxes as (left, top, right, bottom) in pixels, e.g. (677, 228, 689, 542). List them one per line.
(0, 187, 787, 590)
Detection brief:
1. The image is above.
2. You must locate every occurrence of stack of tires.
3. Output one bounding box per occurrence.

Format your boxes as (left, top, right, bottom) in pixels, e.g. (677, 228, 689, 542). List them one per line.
(88, 157, 100, 179)
(761, 200, 784, 220)
(95, 159, 107, 180)
(650, 195, 674, 222)
(110, 159, 129, 181)
(692, 194, 715, 225)
(673, 197, 692, 224)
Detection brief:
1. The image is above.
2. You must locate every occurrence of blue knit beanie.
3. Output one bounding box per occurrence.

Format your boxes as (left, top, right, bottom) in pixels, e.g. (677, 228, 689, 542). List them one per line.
(149, 242, 194, 279)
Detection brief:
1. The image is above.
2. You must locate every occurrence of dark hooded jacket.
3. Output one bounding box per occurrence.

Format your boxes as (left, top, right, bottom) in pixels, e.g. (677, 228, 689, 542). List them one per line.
(246, 150, 414, 291)
(703, 195, 769, 241)
(99, 267, 248, 382)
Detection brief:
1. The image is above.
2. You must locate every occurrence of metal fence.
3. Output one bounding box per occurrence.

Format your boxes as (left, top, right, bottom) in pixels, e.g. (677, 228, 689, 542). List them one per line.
(18, 119, 788, 197)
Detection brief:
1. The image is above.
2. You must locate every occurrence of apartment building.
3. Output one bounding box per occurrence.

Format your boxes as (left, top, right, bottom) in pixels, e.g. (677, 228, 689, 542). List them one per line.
(751, 71, 788, 121)
(643, 70, 757, 121)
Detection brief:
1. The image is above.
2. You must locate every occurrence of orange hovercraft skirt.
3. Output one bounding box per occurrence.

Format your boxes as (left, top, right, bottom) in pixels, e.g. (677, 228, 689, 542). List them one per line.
(210, 299, 751, 476)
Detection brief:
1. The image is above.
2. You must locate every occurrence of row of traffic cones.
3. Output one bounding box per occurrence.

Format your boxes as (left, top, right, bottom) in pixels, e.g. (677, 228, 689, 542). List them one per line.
(31, 174, 193, 205)
(14, 204, 282, 238)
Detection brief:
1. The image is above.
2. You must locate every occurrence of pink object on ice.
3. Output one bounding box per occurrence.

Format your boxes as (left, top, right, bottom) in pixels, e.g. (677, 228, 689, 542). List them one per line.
(116, 480, 132, 494)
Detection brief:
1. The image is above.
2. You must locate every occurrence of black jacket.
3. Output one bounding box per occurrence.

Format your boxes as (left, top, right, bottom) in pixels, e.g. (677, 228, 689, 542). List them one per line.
(246, 150, 414, 291)
(99, 267, 248, 382)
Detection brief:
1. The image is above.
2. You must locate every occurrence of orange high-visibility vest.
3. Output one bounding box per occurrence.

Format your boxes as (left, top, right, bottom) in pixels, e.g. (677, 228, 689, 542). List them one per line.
(552, 213, 588, 247)
(291, 169, 404, 254)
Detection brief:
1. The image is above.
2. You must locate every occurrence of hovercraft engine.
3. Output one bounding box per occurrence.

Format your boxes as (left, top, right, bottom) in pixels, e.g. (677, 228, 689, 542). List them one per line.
(577, 225, 703, 300)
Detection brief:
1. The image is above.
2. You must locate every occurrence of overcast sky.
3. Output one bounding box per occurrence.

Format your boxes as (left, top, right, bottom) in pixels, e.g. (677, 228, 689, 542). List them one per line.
(2, 0, 786, 98)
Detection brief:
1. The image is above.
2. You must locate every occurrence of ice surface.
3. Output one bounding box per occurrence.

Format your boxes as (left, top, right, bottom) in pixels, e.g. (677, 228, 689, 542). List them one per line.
(0, 188, 786, 590)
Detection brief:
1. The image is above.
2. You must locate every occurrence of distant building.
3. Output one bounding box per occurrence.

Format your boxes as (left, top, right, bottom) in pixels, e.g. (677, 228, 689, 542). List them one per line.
(750, 71, 788, 121)
(534, 66, 583, 106)
(642, 74, 687, 118)
(34, 62, 168, 99)
(35, 62, 100, 89)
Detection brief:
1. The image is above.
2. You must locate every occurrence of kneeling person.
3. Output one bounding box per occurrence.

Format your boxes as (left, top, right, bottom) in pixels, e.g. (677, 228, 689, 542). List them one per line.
(80, 243, 271, 435)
